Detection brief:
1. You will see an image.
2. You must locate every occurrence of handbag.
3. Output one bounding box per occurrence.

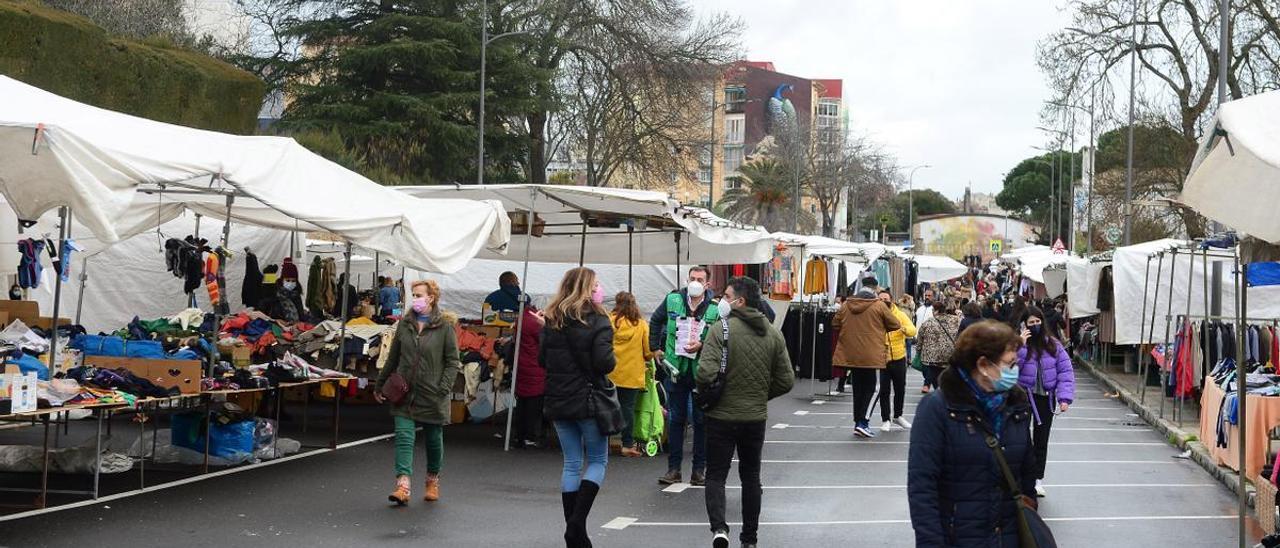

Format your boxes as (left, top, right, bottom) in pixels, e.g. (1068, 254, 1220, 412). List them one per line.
(565, 327, 625, 436)
(693, 318, 730, 412)
(985, 433, 1059, 548)
(381, 372, 409, 405)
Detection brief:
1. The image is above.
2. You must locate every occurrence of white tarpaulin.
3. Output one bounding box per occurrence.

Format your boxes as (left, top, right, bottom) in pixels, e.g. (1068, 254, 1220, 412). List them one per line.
(0, 76, 509, 274)
(1112, 239, 1280, 344)
(1182, 90, 1280, 243)
(772, 233, 886, 265)
(400, 185, 773, 265)
(908, 254, 968, 283)
(1066, 259, 1108, 318)
(27, 214, 295, 333)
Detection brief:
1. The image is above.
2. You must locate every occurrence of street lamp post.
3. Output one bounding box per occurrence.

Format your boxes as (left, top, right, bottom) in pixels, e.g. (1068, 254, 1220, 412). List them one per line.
(477, 0, 530, 186)
(907, 164, 931, 245)
(1051, 90, 1096, 255)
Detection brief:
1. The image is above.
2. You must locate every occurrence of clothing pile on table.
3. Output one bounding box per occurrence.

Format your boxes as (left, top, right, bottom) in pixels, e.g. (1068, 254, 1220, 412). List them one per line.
(218, 311, 313, 357)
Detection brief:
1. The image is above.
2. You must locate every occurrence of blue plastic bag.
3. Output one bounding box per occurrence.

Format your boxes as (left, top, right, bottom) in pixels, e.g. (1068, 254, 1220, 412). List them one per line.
(5, 351, 48, 381)
(70, 334, 166, 359)
(171, 414, 256, 459)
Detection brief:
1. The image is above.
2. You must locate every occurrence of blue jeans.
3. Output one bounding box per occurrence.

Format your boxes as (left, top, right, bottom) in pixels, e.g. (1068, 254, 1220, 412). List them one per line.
(553, 419, 608, 492)
(665, 375, 706, 473)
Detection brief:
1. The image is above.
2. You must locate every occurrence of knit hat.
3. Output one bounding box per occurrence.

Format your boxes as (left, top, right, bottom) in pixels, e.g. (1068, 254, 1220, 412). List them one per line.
(280, 257, 299, 280)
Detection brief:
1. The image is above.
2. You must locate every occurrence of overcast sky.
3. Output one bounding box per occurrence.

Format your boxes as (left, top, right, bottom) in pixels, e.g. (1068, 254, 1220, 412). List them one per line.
(695, 0, 1073, 201)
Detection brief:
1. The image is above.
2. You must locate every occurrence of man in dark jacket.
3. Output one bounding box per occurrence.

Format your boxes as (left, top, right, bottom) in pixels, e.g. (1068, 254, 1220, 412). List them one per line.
(484, 271, 529, 312)
(649, 266, 717, 486)
(697, 277, 793, 548)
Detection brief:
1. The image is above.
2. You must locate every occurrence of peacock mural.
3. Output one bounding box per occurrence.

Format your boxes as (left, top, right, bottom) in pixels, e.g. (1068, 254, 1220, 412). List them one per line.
(766, 84, 796, 136)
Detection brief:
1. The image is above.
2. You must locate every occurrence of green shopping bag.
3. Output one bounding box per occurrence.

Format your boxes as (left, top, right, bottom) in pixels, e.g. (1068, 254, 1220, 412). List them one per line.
(633, 360, 666, 456)
(911, 349, 924, 372)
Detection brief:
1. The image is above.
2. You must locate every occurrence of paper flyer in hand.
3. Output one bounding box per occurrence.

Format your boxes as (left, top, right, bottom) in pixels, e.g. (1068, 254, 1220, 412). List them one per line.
(675, 317, 705, 358)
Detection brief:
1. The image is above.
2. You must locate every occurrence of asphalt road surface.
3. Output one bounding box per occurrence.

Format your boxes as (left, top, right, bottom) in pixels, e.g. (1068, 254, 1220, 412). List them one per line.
(0, 369, 1260, 547)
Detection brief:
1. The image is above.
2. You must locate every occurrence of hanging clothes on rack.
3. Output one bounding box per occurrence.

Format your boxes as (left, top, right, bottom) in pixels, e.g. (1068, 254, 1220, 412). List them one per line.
(17, 238, 43, 289)
(242, 250, 264, 309)
(766, 245, 796, 300)
(803, 258, 829, 295)
(204, 248, 221, 307)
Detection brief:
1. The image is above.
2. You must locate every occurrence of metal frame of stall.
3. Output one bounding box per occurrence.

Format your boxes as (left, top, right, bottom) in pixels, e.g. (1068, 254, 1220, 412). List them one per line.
(498, 187, 756, 451)
(1129, 240, 1252, 541)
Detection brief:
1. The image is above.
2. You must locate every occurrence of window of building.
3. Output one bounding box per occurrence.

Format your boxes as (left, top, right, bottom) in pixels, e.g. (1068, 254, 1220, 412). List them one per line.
(724, 86, 747, 113)
(724, 114, 745, 145)
(723, 145, 744, 177)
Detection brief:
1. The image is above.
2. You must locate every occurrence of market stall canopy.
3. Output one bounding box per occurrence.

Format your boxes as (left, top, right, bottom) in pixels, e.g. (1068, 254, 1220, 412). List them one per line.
(1066, 258, 1109, 318)
(906, 254, 968, 283)
(0, 76, 510, 274)
(771, 232, 886, 265)
(399, 185, 774, 265)
(1182, 90, 1280, 243)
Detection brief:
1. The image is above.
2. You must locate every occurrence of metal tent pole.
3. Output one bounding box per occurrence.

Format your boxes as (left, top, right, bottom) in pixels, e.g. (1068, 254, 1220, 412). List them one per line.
(1134, 255, 1153, 394)
(48, 206, 69, 371)
(628, 225, 634, 293)
(336, 243, 353, 372)
(1158, 249, 1177, 419)
(578, 214, 588, 267)
(1235, 251, 1247, 548)
(503, 192, 537, 451)
(674, 232, 682, 291)
(1139, 253, 1164, 399)
(74, 256, 88, 326)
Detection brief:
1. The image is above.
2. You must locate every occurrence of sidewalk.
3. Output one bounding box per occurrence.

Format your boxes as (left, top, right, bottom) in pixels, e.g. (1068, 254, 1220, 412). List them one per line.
(1078, 352, 1253, 507)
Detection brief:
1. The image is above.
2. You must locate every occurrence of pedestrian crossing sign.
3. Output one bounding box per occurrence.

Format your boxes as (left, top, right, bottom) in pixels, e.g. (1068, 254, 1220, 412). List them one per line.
(989, 240, 1002, 253)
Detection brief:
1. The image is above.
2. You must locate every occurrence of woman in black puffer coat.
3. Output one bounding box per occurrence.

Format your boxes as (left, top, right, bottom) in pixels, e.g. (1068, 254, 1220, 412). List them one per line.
(908, 320, 1039, 547)
(540, 267, 615, 548)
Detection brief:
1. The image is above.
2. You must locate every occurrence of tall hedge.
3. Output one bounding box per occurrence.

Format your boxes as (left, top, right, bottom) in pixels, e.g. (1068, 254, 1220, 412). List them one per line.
(0, 0, 264, 134)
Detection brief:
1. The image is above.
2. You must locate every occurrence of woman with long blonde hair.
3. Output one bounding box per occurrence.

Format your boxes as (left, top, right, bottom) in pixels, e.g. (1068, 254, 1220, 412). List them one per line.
(540, 267, 617, 547)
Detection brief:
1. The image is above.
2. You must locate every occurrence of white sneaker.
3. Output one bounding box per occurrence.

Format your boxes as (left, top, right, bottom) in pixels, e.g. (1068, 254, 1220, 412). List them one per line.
(712, 531, 730, 548)
(880, 420, 895, 433)
(1035, 480, 1046, 498)
(893, 416, 913, 429)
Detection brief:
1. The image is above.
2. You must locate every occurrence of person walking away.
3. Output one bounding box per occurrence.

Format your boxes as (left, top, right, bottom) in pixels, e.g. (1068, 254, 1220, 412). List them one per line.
(378, 276, 402, 318)
(832, 279, 901, 438)
(908, 320, 1038, 547)
(958, 302, 984, 334)
(541, 268, 616, 548)
(698, 277, 794, 548)
(1017, 306, 1075, 498)
(376, 280, 461, 505)
(513, 306, 547, 448)
(485, 271, 530, 312)
(878, 290, 917, 433)
(610, 292, 653, 457)
(649, 266, 720, 486)
(914, 289, 936, 393)
(917, 299, 961, 393)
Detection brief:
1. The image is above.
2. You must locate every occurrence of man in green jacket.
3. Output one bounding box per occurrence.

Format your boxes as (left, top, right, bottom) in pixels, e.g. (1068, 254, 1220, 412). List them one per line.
(696, 276, 794, 548)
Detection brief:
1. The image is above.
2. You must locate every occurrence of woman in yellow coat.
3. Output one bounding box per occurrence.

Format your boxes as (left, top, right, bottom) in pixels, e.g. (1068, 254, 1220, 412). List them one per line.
(610, 292, 653, 457)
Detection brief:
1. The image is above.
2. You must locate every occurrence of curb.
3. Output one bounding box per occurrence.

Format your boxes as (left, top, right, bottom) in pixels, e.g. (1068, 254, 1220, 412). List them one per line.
(1075, 355, 1254, 507)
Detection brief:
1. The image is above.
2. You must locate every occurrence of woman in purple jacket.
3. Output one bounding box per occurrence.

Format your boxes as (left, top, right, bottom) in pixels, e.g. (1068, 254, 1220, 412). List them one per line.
(1016, 306, 1075, 498)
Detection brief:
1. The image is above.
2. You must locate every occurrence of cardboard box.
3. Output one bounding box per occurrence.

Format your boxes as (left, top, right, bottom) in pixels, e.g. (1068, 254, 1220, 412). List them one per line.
(230, 346, 252, 368)
(33, 316, 70, 331)
(0, 301, 38, 326)
(83, 356, 203, 394)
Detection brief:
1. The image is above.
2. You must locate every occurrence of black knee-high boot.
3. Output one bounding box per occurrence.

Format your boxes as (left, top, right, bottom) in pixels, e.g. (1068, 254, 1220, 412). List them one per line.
(565, 480, 600, 548)
(561, 491, 576, 523)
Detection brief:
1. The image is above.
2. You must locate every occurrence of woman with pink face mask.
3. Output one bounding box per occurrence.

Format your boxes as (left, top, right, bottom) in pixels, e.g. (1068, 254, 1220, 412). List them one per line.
(540, 267, 616, 547)
(376, 279, 461, 506)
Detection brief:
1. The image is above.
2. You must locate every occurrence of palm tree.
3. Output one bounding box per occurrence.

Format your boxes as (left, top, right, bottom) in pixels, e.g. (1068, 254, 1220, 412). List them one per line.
(719, 158, 816, 232)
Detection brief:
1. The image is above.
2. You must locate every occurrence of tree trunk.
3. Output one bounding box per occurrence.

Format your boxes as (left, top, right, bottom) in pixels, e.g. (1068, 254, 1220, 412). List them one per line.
(527, 111, 548, 186)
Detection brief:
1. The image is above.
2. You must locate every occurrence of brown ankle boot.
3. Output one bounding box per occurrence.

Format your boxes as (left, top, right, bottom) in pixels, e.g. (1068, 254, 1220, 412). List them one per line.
(389, 475, 410, 506)
(423, 476, 440, 502)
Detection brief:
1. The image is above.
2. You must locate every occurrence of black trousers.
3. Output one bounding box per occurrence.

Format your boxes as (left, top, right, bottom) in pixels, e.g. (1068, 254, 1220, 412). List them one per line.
(616, 387, 640, 447)
(879, 358, 908, 421)
(514, 395, 544, 444)
(849, 369, 879, 423)
(705, 418, 766, 544)
(923, 364, 945, 389)
(1031, 394, 1054, 479)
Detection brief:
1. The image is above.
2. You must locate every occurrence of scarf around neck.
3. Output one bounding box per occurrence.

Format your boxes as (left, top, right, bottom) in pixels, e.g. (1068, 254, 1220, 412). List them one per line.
(956, 366, 1009, 440)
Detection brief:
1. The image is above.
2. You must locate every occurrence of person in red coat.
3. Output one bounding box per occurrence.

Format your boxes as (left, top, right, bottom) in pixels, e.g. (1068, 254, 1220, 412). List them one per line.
(512, 307, 547, 448)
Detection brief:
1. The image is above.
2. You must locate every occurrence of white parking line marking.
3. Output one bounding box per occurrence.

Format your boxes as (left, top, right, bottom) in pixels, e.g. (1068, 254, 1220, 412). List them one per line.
(672, 483, 1216, 490)
(793, 410, 809, 416)
(605, 515, 1234, 529)
(602, 517, 638, 530)
(810, 400, 826, 405)
(772, 423, 790, 429)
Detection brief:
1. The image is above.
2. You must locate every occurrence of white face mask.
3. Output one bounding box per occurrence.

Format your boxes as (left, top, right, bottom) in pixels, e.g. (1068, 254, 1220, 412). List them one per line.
(717, 298, 733, 318)
(282, 281, 298, 291)
(688, 280, 706, 298)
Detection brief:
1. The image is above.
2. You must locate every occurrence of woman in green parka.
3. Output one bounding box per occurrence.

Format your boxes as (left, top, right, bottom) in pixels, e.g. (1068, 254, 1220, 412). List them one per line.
(375, 279, 461, 506)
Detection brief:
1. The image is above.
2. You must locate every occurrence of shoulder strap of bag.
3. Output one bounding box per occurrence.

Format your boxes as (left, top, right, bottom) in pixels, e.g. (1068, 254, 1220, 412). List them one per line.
(984, 433, 1022, 498)
(717, 317, 729, 375)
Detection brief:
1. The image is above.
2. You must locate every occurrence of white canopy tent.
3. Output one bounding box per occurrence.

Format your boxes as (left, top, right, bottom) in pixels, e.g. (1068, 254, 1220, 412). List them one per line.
(906, 254, 969, 283)
(1182, 90, 1280, 243)
(0, 75, 511, 274)
(399, 185, 773, 268)
(1066, 258, 1109, 319)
